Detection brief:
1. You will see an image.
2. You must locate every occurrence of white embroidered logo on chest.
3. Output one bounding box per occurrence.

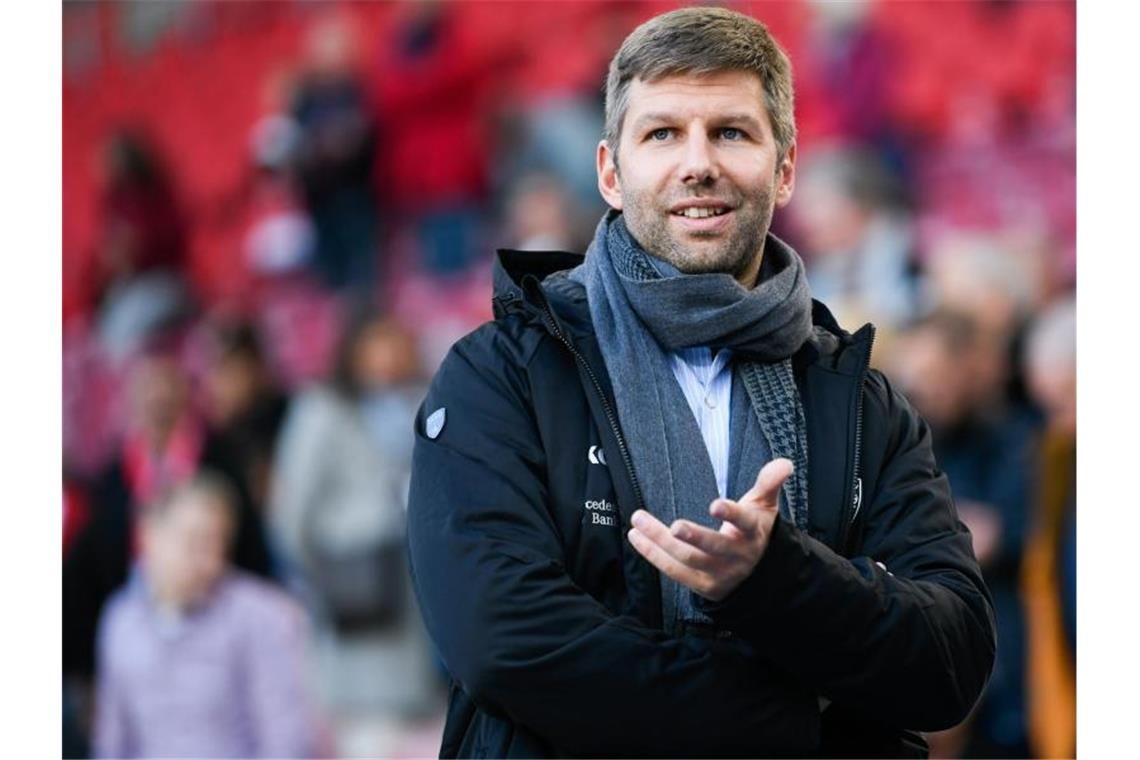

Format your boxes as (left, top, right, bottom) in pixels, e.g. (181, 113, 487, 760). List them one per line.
(587, 445, 607, 466)
(584, 498, 617, 526)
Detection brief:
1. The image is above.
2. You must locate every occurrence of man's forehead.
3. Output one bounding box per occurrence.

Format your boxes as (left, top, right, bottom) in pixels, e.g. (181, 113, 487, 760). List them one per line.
(624, 71, 768, 124)
(155, 493, 233, 529)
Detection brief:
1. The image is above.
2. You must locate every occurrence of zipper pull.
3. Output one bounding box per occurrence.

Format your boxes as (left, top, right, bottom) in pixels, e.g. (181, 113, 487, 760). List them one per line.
(850, 477, 863, 525)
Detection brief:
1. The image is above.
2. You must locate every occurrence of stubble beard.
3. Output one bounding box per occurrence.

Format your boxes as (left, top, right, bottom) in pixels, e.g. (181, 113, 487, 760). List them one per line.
(620, 180, 777, 282)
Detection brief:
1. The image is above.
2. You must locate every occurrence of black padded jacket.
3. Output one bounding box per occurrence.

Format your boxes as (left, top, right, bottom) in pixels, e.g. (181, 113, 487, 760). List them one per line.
(407, 249, 996, 758)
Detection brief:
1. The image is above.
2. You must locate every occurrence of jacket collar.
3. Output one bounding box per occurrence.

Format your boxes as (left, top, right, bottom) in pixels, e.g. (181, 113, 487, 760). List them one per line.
(491, 249, 581, 313)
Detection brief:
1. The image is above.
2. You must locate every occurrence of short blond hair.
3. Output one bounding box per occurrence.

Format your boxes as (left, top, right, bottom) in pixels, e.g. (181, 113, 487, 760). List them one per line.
(604, 6, 797, 162)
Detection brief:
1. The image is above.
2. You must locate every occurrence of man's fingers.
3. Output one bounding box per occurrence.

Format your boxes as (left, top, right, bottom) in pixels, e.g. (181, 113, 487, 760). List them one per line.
(709, 497, 759, 535)
(708, 459, 791, 534)
(627, 527, 711, 589)
(740, 457, 793, 510)
(630, 511, 719, 571)
(670, 519, 739, 557)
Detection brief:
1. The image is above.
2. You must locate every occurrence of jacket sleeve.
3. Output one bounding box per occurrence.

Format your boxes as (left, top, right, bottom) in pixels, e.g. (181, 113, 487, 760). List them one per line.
(696, 369, 996, 731)
(407, 325, 822, 757)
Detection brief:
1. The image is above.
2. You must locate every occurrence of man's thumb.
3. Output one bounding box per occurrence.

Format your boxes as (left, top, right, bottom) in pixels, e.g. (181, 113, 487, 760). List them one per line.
(742, 458, 793, 509)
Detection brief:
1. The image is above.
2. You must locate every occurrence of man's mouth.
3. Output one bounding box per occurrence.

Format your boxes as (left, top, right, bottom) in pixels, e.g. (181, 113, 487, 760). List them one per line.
(672, 206, 730, 219)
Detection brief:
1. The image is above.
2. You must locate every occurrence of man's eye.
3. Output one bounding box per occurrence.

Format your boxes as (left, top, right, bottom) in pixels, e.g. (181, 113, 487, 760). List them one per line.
(649, 128, 672, 141)
(720, 127, 744, 141)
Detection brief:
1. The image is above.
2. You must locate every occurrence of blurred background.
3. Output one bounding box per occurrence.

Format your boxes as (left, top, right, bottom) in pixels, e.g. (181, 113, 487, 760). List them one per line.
(62, 1, 1075, 758)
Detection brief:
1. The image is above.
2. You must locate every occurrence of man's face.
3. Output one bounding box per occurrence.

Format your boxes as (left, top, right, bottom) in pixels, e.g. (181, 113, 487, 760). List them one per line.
(890, 327, 970, 430)
(143, 495, 232, 610)
(205, 353, 260, 426)
(598, 70, 796, 285)
(130, 356, 189, 441)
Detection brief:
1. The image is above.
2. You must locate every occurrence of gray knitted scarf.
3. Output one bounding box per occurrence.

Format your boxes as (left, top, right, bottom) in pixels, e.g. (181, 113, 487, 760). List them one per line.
(568, 212, 813, 632)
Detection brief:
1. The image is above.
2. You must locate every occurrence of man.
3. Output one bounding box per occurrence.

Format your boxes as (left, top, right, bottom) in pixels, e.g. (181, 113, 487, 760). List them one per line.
(93, 474, 322, 758)
(408, 7, 995, 757)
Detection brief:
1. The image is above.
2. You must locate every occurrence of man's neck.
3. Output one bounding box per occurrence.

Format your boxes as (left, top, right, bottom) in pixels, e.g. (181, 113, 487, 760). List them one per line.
(735, 251, 763, 289)
(145, 576, 190, 616)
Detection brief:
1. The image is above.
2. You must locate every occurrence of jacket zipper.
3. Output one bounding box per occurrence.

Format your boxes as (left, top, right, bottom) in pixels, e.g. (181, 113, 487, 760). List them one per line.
(536, 303, 647, 518)
(841, 325, 876, 552)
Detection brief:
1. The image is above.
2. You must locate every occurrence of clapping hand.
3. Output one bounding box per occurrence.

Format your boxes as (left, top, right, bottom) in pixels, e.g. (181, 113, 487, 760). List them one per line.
(627, 458, 793, 602)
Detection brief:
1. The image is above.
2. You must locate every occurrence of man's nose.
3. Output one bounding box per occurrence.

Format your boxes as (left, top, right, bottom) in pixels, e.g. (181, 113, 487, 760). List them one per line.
(680, 131, 719, 185)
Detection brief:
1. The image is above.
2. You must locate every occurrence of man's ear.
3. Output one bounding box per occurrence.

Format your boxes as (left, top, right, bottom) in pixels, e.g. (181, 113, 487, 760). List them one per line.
(774, 141, 797, 208)
(597, 140, 623, 210)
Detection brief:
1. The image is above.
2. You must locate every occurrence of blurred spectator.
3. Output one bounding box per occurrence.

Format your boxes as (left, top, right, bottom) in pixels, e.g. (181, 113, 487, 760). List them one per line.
(788, 144, 923, 331)
(503, 172, 583, 253)
(93, 474, 322, 758)
(291, 13, 379, 292)
(1023, 298, 1077, 440)
(804, 0, 895, 146)
(89, 130, 194, 362)
(242, 114, 317, 280)
(926, 232, 1048, 414)
(269, 306, 440, 746)
(927, 233, 1044, 342)
(887, 309, 1035, 757)
(1021, 296, 1076, 760)
(533, 96, 607, 210)
(199, 317, 289, 514)
(64, 345, 273, 686)
(495, 95, 607, 219)
(372, 2, 503, 278)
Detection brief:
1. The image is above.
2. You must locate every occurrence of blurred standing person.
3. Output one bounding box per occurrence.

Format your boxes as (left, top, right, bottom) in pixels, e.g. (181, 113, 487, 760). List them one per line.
(269, 307, 440, 754)
(926, 233, 1048, 416)
(88, 130, 194, 362)
(1021, 297, 1076, 760)
(241, 113, 317, 285)
(372, 2, 506, 279)
(199, 317, 290, 516)
(291, 13, 379, 293)
(788, 144, 923, 332)
(888, 309, 1035, 758)
(502, 172, 585, 253)
(64, 346, 273, 692)
(802, 1, 894, 146)
(93, 474, 323, 759)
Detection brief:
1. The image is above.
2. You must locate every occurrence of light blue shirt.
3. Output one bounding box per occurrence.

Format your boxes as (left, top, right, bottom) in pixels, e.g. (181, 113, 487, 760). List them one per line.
(668, 347, 733, 498)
